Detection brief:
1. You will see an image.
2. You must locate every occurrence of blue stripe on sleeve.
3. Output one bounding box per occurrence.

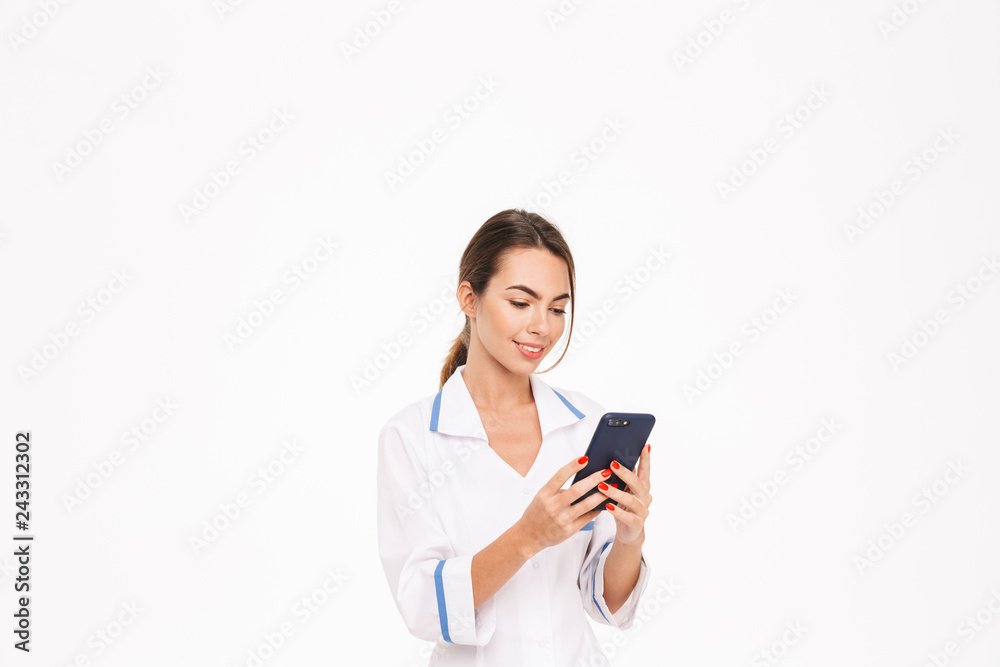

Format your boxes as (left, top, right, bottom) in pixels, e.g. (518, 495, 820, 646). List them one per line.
(592, 540, 613, 623)
(434, 559, 453, 643)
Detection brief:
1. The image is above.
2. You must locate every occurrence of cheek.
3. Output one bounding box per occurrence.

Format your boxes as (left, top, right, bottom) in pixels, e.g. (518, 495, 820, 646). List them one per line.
(510, 307, 533, 330)
(553, 316, 567, 338)
(490, 305, 522, 338)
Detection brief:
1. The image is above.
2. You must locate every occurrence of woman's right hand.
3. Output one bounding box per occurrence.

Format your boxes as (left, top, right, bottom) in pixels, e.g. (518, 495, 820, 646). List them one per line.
(515, 455, 611, 558)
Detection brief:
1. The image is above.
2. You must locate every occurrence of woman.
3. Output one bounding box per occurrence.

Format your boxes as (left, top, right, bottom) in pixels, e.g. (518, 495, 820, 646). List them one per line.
(377, 209, 653, 665)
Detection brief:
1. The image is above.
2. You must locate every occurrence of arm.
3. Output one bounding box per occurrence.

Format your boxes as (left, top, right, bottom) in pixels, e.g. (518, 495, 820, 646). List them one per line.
(470, 521, 534, 609)
(578, 511, 652, 628)
(471, 457, 609, 608)
(602, 534, 643, 614)
(377, 420, 497, 645)
(599, 446, 654, 617)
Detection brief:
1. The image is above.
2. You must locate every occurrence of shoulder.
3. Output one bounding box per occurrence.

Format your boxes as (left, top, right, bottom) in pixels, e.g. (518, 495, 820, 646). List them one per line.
(378, 390, 436, 441)
(377, 392, 438, 474)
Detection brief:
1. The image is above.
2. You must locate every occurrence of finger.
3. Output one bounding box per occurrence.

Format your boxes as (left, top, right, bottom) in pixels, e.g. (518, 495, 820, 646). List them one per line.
(544, 455, 590, 495)
(637, 442, 650, 487)
(565, 476, 612, 518)
(599, 482, 647, 517)
(605, 501, 638, 524)
(563, 467, 613, 506)
(571, 507, 603, 531)
(569, 487, 610, 521)
(609, 459, 643, 492)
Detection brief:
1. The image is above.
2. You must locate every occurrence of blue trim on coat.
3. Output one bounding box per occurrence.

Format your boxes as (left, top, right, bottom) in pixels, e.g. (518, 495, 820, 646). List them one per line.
(429, 389, 442, 432)
(592, 540, 614, 623)
(552, 389, 585, 419)
(434, 559, 453, 643)
(579, 520, 595, 531)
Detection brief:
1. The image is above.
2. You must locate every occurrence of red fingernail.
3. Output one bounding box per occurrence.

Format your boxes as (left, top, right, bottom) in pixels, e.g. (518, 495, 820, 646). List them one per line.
(578, 456, 588, 465)
(598, 481, 609, 491)
(606, 503, 615, 511)
(647, 444, 651, 454)
(611, 461, 620, 470)
(601, 469, 612, 478)
(611, 483, 618, 488)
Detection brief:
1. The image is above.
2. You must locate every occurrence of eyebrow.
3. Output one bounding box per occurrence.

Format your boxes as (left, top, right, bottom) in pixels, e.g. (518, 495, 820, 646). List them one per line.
(505, 284, 570, 302)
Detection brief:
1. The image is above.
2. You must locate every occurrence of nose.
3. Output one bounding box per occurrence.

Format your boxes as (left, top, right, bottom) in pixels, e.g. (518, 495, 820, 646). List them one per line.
(527, 306, 550, 336)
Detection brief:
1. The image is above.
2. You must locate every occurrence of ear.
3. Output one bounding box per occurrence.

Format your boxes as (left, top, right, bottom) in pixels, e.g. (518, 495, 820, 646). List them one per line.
(457, 281, 477, 318)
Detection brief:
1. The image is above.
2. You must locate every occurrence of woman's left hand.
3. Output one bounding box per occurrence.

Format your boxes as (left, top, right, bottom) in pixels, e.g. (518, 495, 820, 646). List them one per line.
(600, 443, 652, 545)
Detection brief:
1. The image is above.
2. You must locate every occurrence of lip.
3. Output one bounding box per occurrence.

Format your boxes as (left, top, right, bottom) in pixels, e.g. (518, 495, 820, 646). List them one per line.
(514, 341, 545, 359)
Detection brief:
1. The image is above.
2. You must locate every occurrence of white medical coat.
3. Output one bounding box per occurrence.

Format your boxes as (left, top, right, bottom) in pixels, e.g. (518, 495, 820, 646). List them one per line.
(376, 364, 651, 666)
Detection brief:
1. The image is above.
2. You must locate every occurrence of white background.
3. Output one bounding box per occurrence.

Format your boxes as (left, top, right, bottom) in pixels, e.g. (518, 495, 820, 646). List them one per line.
(2, 1, 999, 665)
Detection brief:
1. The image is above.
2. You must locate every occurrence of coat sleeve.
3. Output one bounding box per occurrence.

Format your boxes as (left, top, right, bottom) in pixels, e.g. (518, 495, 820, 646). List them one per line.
(577, 508, 651, 629)
(376, 418, 497, 645)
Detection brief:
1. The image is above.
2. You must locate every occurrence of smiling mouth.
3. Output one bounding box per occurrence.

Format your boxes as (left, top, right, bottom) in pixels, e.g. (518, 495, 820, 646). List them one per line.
(515, 342, 544, 353)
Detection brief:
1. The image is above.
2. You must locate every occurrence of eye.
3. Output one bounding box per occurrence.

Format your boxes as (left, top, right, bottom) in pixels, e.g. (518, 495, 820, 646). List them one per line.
(510, 301, 567, 315)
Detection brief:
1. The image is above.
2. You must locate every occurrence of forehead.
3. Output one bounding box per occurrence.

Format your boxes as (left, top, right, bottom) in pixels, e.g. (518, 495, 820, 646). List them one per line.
(492, 247, 570, 292)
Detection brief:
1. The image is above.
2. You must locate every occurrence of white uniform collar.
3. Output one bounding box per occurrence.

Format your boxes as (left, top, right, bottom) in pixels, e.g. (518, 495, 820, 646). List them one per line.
(430, 364, 585, 440)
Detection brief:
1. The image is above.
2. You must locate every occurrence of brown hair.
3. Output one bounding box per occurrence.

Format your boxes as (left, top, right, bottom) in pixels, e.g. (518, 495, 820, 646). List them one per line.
(439, 208, 576, 389)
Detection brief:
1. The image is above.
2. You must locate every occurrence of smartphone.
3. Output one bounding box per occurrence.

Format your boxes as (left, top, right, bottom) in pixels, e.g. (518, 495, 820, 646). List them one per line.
(570, 413, 655, 510)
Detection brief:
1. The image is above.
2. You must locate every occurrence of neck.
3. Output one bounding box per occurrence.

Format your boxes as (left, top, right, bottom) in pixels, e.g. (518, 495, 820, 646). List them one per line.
(461, 344, 534, 413)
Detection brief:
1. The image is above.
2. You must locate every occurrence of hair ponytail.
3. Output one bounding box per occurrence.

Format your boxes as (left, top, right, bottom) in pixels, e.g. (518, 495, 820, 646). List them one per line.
(439, 318, 470, 390)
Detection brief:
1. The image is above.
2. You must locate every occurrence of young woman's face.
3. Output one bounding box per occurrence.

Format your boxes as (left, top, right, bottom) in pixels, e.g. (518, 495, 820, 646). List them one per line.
(465, 247, 571, 373)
